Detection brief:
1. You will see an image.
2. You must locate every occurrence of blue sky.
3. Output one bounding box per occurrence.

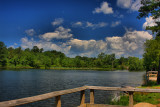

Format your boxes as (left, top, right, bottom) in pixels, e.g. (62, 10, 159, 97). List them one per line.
(0, 0, 155, 57)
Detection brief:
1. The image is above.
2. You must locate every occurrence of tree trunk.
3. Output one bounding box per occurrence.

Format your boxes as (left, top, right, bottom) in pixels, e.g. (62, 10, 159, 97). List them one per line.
(157, 56, 160, 84)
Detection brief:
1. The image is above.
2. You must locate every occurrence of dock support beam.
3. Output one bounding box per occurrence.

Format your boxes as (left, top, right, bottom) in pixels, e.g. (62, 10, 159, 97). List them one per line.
(55, 95, 61, 107)
(90, 89, 94, 104)
(80, 90, 85, 105)
(129, 92, 133, 107)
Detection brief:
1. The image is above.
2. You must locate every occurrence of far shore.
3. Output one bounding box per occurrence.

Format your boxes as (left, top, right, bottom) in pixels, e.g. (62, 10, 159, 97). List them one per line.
(0, 66, 145, 72)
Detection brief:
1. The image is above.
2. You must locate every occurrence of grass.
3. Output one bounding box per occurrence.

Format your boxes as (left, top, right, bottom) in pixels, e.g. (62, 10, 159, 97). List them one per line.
(110, 92, 160, 106)
(110, 80, 160, 106)
(142, 81, 158, 87)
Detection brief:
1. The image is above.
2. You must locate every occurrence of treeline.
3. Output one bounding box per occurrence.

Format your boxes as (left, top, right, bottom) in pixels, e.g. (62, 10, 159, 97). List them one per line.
(0, 41, 144, 71)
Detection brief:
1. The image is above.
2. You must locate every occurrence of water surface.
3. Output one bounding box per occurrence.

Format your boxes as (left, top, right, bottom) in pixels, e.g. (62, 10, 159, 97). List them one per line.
(0, 69, 145, 107)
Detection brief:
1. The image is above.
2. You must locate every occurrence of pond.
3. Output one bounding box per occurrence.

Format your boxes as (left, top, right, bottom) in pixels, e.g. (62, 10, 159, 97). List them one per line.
(0, 69, 145, 107)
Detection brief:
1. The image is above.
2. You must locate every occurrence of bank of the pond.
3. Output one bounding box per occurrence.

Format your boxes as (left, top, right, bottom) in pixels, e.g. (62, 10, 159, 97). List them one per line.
(0, 66, 145, 72)
(110, 82, 160, 106)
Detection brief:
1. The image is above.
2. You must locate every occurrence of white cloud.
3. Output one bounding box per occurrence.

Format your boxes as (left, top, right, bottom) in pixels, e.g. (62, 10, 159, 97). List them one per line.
(143, 16, 159, 29)
(117, 0, 132, 8)
(86, 22, 108, 28)
(51, 18, 64, 26)
(67, 30, 152, 57)
(67, 39, 107, 57)
(39, 26, 73, 41)
(25, 29, 35, 36)
(106, 30, 152, 57)
(72, 21, 83, 27)
(93, 2, 113, 14)
(117, 0, 141, 11)
(21, 27, 153, 57)
(111, 21, 121, 27)
(72, 21, 108, 29)
(131, 0, 142, 11)
(21, 37, 71, 55)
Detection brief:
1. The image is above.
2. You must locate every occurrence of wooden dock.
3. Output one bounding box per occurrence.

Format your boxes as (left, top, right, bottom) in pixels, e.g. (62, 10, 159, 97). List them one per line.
(146, 71, 158, 81)
(0, 85, 160, 107)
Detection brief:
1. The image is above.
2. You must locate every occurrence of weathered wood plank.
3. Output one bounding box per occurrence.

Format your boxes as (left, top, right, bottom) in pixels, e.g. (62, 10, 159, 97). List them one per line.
(0, 86, 87, 107)
(147, 71, 158, 73)
(80, 90, 85, 105)
(86, 86, 135, 92)
(90, 89, 94, 104)
(1, 85, 160, 107)
(86, 86, 160, 93)
(129, 92, 133, 107)
(55, 96, 61, 107)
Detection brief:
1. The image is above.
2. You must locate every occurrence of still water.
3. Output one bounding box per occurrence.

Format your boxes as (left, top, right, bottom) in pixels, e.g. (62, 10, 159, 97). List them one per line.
(0, 69, 145, 107)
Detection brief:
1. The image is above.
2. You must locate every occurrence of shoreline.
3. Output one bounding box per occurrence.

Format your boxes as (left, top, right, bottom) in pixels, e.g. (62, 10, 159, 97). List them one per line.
(0, 66, 145, 71)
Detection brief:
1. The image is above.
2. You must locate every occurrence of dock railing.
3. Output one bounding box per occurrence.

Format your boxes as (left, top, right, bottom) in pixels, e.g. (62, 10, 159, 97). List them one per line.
(1, 85, 160, 107)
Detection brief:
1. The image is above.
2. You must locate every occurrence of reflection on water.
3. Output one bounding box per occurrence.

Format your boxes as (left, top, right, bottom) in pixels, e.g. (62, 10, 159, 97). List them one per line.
(0, 69, 145, 107)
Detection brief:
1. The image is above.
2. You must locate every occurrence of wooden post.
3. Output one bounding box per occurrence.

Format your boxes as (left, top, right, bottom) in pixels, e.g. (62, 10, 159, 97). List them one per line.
(80, 90, 85, 105)
(90, 89, 94, 104)
(55, 96, 61, 107)
(129, 92, 133, 107)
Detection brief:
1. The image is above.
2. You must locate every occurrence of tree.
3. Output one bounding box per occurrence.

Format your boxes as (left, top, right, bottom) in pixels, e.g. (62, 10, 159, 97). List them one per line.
(137, 0, 160, 83)
(137, 0, 160, 37)
(0, 42, 8, 67)
(31, 46, 40, 53)
(39, 48, 44, 53)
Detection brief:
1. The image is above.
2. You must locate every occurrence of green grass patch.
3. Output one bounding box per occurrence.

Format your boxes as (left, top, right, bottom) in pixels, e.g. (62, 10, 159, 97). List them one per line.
(110, 92, 160, 106)
(142, 81, 159, 87)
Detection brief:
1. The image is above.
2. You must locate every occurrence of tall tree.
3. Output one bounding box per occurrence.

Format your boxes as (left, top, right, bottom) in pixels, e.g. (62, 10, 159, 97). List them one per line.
(137, 0, 160, 37)
(0, 42, 8, 67)
(137, 0, 160, 83)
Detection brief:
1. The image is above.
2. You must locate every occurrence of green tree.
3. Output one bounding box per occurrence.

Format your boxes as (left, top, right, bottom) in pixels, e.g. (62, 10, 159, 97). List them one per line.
(31, 46, 40, 53)
(137, 0, 160, 37)
(0, 42, 8, 67)
(138, 0, 160, 83)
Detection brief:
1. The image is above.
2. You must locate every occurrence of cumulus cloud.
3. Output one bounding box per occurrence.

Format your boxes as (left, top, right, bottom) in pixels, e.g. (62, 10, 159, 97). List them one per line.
(111, 21, 121, 27)
(51, 18, 64, 26)
(106, 30, 152, 57)
(25, 29, 35, 36)
(143, 16, 159, 29)
(93, 2, 113, 14)
(117, 0, 141, 11)
(21, 37, 71, 54)
(66, 30, 152, 57)
(39, 26, 73, 41)
(21, 37, 60, 51)
(68, 39, 107, 53)
(21, 27, 152, 57)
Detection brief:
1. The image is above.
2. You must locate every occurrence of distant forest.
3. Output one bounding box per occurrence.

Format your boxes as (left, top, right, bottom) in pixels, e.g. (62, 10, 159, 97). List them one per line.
(0, 41, 144, 71)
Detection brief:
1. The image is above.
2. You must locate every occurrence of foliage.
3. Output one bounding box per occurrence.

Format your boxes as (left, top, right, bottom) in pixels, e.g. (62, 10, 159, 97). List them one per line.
(0, 41, 144, 70)
(137, 0, 160, 37)
(143, 38, 160, 71)
(142, 81, 158, 86)
(137, 0, 160, 84)
(0, 42, 8, 67)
